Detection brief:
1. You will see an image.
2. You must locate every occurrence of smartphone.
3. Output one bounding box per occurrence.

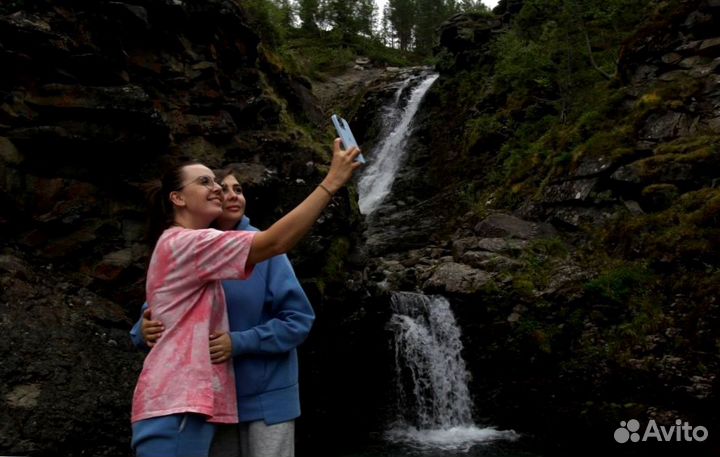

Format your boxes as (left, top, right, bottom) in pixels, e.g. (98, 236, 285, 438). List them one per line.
(332, 114, 366, 164)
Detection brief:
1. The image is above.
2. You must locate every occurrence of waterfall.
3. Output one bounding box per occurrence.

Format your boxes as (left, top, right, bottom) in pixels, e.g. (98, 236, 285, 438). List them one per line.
(386, 292, 519, 451)
(390, 292, 473, 428)
(358, 73, 439, 215)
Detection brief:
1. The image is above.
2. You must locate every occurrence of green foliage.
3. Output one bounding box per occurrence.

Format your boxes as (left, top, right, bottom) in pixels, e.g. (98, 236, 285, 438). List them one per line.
(320, 0, 376, 38)
(511, 237, 570, 296)
(388, 0, 415, 51)
(463, 115, 503, 150)
(458, 0, 490, 13)
(494, 0, 653, 104)
(298, 0, 320, 30)
(604, 187, 720, 268)
(492, 31, 555, 96)
(585, 263, 653, 304)
(244, 0, 290, 45)
(280, 30, 412, 80)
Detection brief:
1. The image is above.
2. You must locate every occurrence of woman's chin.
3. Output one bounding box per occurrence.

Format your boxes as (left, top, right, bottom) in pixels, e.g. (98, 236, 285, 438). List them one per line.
(204, 208, 223, 222)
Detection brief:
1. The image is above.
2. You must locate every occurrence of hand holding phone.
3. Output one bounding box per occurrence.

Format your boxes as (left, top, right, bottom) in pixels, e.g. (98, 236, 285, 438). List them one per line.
(332, 114, 366, 164)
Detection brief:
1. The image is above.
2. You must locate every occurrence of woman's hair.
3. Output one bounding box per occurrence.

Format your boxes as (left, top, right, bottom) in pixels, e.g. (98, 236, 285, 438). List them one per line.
(214, 165, 243, 185)
(146, 161, 200, 249)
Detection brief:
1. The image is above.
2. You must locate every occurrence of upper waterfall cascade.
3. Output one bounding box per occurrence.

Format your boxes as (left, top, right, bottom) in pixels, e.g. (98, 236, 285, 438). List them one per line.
(357, 73, 439, 215)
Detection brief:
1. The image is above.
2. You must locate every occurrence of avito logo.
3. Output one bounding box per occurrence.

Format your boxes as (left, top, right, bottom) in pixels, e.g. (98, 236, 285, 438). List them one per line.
(614, 419, 708, 443)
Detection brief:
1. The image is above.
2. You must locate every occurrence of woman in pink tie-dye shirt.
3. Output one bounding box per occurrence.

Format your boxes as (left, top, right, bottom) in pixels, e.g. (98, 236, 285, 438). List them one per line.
(131, 139, 362, 457)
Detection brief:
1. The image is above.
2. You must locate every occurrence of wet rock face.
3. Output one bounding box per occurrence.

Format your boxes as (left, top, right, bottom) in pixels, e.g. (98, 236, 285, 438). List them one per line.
(0, 250, 143, 457)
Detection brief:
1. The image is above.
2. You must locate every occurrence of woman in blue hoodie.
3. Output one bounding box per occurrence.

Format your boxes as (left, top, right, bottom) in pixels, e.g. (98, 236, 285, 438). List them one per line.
(131, 166, 315, 457)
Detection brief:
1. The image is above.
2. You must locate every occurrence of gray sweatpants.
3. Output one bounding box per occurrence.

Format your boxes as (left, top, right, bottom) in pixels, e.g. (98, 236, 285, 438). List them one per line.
(209, 420, 294, 457)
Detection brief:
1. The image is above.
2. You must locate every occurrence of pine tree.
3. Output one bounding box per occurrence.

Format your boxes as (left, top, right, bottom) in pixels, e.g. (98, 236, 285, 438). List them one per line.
(388, 0, 415, 51)
(458, 0, 489, 12)
(414, 0, 442, 55)
(356, 0, 376, 38)
(321, 0, 361, 36)
(275, 0, 294, 28)
(444, 0, 460, 15)
(380, 3, 396, 47)
(298, 0, 320, 31)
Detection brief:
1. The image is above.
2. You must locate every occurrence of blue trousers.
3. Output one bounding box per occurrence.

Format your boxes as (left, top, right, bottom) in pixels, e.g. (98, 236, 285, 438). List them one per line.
(132, 414, 216, 457)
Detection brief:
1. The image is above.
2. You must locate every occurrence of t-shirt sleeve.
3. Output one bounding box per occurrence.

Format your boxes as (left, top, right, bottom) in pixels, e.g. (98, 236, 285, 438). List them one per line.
(176, 229, 257, 281)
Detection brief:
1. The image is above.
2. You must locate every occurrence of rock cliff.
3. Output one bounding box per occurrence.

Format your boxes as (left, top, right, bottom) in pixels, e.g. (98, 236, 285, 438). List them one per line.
(0, 1, 362, 455)
(349, 0, 719, 455)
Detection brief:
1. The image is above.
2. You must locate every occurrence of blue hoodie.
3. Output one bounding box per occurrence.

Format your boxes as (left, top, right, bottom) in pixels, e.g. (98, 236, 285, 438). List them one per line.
(130, 216, 315, 424)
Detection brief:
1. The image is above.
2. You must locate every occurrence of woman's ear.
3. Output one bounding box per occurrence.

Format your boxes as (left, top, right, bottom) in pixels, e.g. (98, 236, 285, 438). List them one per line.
(169, 191, 186, 207)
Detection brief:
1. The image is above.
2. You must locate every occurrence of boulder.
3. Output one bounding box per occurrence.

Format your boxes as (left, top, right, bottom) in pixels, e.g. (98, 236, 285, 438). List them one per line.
(473, 213, 556, 240)
(423, 262, 493, 294)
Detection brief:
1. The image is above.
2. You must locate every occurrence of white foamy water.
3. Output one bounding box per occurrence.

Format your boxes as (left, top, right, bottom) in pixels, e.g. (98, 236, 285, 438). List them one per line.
(358, 73, 439, 215)
(386, 425, 520, 452)
(387, 292, 519, 451)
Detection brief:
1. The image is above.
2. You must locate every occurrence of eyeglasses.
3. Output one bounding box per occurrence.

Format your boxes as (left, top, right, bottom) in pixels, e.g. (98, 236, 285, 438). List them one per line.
(176, 175, 218, 191)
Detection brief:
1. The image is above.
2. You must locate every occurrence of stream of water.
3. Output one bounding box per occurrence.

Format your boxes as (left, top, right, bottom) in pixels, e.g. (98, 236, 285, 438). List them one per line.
(383, 293, 520, 454)
(357, 72, 439, 215)
(352, 71, 539, 457)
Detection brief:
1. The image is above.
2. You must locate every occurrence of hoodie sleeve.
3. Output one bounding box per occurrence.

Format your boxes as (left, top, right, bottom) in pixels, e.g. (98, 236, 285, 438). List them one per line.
(230, 254, 315, 355)
(129, 302, 150, 352)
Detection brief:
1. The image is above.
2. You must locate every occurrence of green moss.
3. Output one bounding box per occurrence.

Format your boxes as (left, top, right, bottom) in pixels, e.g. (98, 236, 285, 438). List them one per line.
(573, 125, 634, 163)
(512, 277, 536, 298)
(463, 115, 503, 151)
(654, 75, 705, 104)
(687, 192, 720, 227)
(585, 263, 653, 304)
(515, 238, 568, 287)
(604, 188, 720, 267)
(654, 135, 720, 156)
(636, 92, 662, 110)
(528, 237, 569, 258)
(322, 237, 351, 284)
(641, 183, 679, 211)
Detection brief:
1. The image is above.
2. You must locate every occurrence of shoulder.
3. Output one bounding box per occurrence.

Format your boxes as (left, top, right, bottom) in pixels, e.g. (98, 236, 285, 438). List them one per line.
(163, 228, 255, 253)
(267, 253, 296, 274)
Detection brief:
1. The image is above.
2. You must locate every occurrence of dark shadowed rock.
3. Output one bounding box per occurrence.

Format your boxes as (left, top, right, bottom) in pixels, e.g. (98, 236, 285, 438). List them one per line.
(541, 178, 599, 204)
(0, 251, 142, 457)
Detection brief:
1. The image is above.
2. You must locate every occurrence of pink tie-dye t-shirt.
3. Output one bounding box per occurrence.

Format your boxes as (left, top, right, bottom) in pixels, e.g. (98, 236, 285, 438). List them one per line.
(131, 227, 256, 424)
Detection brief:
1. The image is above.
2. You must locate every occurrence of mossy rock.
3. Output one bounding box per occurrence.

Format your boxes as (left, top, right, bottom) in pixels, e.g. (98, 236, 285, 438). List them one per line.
(611, 143, 720, 186)
(603, 187, 720, 267)
(641, 183, 679, 211)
